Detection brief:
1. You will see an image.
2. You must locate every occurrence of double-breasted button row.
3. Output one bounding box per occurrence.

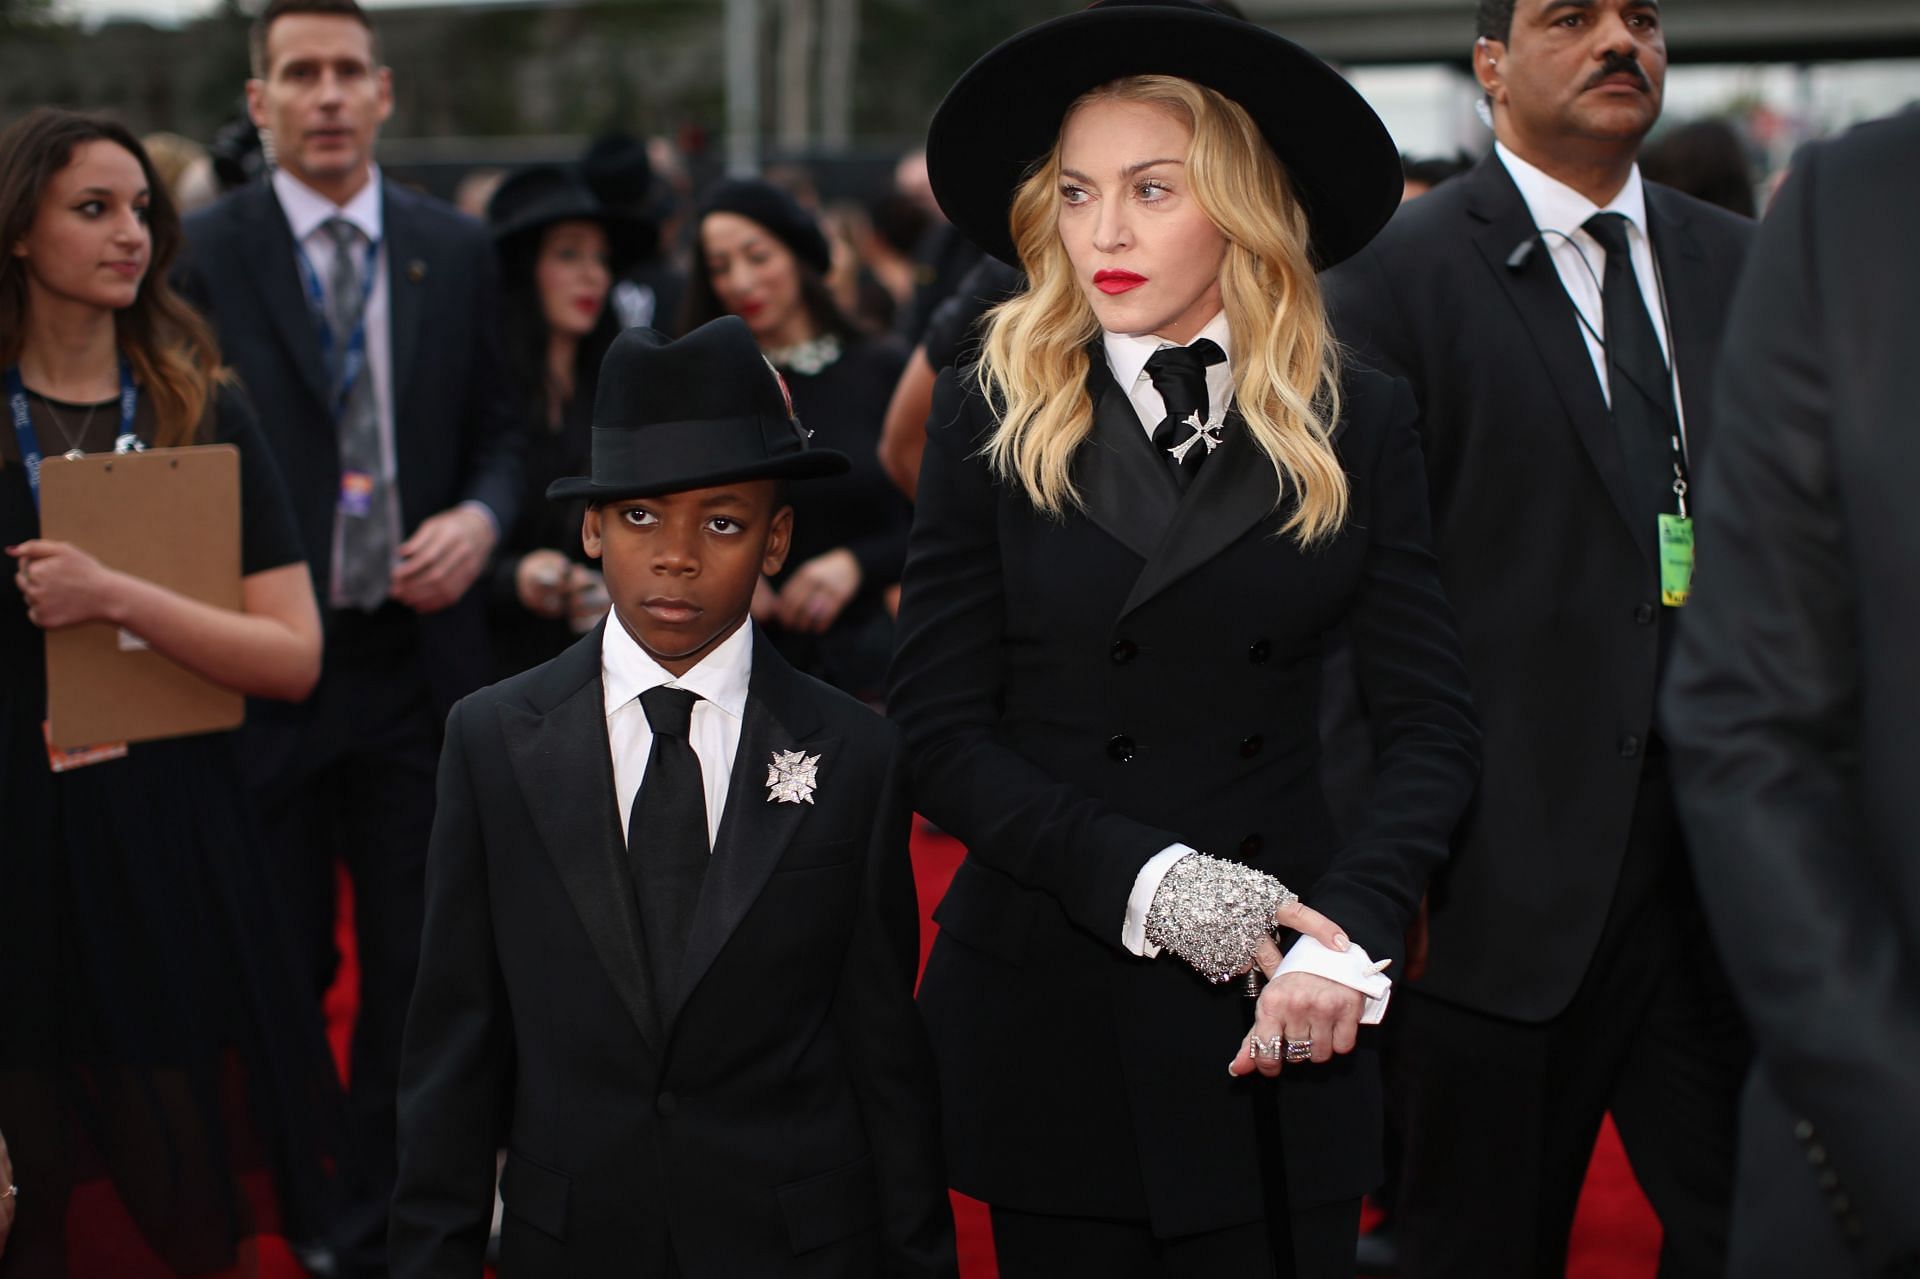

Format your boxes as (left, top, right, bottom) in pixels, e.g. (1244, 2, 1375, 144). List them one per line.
(1619, 735, 1641, 758)
(1108, 735, 1136, 763)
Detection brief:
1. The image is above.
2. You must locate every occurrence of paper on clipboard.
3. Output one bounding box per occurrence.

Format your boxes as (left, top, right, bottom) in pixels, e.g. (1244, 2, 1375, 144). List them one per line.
(35, 444, 245, 749)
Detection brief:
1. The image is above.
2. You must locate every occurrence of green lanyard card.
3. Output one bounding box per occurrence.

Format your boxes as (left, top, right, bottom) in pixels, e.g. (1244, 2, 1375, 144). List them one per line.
(1658, 513, 1694, 607)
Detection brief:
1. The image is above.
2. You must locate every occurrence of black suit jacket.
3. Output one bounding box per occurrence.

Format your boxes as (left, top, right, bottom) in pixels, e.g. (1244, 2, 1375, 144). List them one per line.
(176, 177, 523, 715)
(1325, 155, 1752, 1021)
(1661, 113, 1920, 1278)
(390, 625, 955, 1278)
(888, 356, 1478, 1235)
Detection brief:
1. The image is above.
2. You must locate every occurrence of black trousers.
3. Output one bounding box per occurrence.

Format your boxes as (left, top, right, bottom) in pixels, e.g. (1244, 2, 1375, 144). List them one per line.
(990, 1200, 1362, 1279)
(250, 609, 441, 1279)
(1396, 751, 1749, 1279)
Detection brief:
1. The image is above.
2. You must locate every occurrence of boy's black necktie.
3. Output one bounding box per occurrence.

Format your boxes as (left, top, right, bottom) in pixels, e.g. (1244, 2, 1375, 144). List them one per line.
(1144, 339, 1228, 489)
(1583, 212, 1679, 530)
(629, 685, 708, 1007)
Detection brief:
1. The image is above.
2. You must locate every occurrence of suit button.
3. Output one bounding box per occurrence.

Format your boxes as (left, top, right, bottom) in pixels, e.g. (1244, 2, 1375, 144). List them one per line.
(1110, 639, 1137, 664)
(1634, 603, 1656, 625)
(1818, 1170, 1839, 1190)
(1794, 1119, 1816, 1141)
(1248, 639, 1271, 664)
(1108, 735, 1136, 763)
(656, 1092, 678, 1117)
(1240, 735, 1264, 759)
(1830, 1194, 1851, 1216)
(1619, 735, 1641, 758)
(1240, 833, 1263, 857)
(1807, 1143, 1828, 1167)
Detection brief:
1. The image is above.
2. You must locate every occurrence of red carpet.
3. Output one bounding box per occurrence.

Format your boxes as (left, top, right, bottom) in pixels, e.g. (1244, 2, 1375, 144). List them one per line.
(64, 827, 1659, 1276)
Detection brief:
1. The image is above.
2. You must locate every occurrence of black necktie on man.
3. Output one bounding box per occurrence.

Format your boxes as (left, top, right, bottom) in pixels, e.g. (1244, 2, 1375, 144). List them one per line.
(628, 685, 708, 1010)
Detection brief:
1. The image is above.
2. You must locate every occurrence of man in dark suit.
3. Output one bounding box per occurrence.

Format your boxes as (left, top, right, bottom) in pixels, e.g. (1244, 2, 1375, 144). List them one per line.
(1325, 1, 1753, 1274)
(1662, 111, 1920, 1279)
(390, 319, 955, 1279)
(175, 1, 520, 1270)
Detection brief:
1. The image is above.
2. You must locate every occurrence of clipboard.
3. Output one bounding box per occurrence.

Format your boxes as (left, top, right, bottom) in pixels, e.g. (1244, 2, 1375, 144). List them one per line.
(36, 444, 245, 749)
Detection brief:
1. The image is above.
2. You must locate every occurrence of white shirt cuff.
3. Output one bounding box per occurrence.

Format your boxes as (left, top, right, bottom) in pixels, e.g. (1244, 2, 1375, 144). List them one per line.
(1122, 845, 1197, 957)
(1276, 934, 1393, 1025)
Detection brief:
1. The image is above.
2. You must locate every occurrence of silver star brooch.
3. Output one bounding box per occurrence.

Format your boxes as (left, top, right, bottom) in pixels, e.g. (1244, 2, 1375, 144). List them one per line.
(766, 749, 822, 804)
(1166, 410, 1225, 465)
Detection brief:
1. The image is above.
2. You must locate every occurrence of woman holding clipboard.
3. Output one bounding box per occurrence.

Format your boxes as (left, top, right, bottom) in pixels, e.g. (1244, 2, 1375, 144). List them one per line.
(0, 109, 337, 1275)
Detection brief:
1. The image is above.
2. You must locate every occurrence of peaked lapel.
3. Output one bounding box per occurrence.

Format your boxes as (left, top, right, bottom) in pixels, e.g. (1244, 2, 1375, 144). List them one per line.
(382, 181, 427, 424)
(668, 631, 832, 1030)
(501, 623, 664, 1052)
(1466, 158, 1649, 561)
(1077, 354, 1181, 561)
(1120, 402, 1279, 619)
(235, 184, 331, 414)
(1644, 186, 1716, 464)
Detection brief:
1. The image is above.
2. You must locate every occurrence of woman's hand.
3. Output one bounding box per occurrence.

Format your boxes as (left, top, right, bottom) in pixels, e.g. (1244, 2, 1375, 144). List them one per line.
(9, 539, 126, 629)
(515, 549, 575, 619)
(775, 548, 862, 635)
(1229, 970, 1367, 1078)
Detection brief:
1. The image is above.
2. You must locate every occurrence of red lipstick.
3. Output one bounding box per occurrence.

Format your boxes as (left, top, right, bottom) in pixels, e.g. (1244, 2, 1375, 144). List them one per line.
(1093, 269, 1146, 295)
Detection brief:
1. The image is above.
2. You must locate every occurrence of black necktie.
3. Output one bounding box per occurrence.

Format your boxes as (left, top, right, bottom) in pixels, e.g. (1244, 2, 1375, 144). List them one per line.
(1583, 212, 1679, 531)
(628, 686, 708, 1008)
(1144, 338, 1228, 490)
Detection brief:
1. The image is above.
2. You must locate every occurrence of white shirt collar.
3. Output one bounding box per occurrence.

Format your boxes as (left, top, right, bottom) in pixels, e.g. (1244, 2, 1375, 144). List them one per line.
(601, 612, 754, 724)
(1101, 309, 1234, 395)
(1495, 141, 1647, 242)
(272, 163, 385, 246)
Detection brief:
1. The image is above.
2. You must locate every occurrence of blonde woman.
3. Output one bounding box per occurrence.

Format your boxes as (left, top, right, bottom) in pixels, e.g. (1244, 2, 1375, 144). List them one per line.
(887, 2, 1480, 1275)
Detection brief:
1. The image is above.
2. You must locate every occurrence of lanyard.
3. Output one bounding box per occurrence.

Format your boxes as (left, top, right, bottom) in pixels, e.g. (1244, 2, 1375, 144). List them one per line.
(4, 358, 140, 511)
(293, 228, 380, 421)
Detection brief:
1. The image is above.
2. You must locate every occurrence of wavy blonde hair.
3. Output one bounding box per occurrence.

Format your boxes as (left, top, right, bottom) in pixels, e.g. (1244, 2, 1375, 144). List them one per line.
(976, 75, 1348, 543)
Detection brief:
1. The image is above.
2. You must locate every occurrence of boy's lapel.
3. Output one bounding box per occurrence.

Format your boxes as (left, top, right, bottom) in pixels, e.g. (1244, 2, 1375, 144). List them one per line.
(501, 624, 664, 1052)
(668, 630, 836, 1029)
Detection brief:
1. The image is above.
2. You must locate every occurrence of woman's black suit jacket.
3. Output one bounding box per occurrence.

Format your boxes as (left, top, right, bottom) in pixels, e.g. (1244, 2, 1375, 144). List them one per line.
(888, 353, 1479, 1238)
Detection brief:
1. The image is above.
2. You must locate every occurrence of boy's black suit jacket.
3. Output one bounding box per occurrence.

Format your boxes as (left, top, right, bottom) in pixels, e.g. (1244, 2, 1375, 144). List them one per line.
(888, 357, 1479, 1236)
(1325, 156, 1753, 1022)
(176, 177, 523, 718)
(389, 625, 955, 1278)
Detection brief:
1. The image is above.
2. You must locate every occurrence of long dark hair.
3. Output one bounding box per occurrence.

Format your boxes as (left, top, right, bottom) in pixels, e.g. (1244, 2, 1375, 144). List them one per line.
(679, 211, 864, 347)
(497, 228, 620, 430)
(0, 107, 222, 450)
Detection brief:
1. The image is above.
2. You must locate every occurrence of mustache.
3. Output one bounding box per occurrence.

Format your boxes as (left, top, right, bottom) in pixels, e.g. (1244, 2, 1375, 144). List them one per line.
(1585, 50, 1651, 91)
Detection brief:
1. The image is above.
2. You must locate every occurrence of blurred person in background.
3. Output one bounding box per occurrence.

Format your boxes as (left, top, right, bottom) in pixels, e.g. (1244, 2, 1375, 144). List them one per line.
(857, 189, 933, 328)
(483, 162, 646, 680)
(1640, 118, 1756, 218)
(684, 177, 911, 703)
(451, 166, 505, 222)
(1326, 0, 1755, 1274)
(1400, 151, 1474, 203)
(141, 131, 220, 215)
(1663, 109, 1920, 1279)
(581, 132, 685, 335)
(0, 107, 336, 1278)
(175, 1, 523, 1271)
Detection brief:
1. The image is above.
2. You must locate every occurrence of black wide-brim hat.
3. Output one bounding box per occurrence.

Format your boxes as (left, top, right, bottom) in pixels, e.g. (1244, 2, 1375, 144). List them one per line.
(926, 0, 1401, 271)
(546, 316, 849, 503)
(488, 163, 654, 273)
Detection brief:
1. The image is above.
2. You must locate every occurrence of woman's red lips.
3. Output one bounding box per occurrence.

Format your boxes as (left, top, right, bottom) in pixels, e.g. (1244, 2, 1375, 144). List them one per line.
(574, 296, 600, 315)
(1093, 269, 1147, 295)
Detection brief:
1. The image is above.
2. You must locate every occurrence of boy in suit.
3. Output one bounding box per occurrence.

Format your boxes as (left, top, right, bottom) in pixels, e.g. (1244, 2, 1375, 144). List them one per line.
(390, 317, 956, 1279)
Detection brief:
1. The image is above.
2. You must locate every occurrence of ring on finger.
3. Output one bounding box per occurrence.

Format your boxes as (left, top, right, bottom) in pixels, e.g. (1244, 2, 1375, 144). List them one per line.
(1283, 1038, 1313, 1063)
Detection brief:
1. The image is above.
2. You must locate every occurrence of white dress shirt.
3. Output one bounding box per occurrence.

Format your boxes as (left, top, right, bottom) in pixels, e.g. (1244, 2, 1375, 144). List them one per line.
(1495, 142, 1682, 426)
(603, 615, 754, 848)
(1100, 314, 1393, 1022)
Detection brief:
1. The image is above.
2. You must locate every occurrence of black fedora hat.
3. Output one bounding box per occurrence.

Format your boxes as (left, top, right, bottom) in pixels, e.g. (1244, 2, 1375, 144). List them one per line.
(546, 316, 849, 503)
(487, 163, 653, 273)
(925, 0, 1401, 271)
